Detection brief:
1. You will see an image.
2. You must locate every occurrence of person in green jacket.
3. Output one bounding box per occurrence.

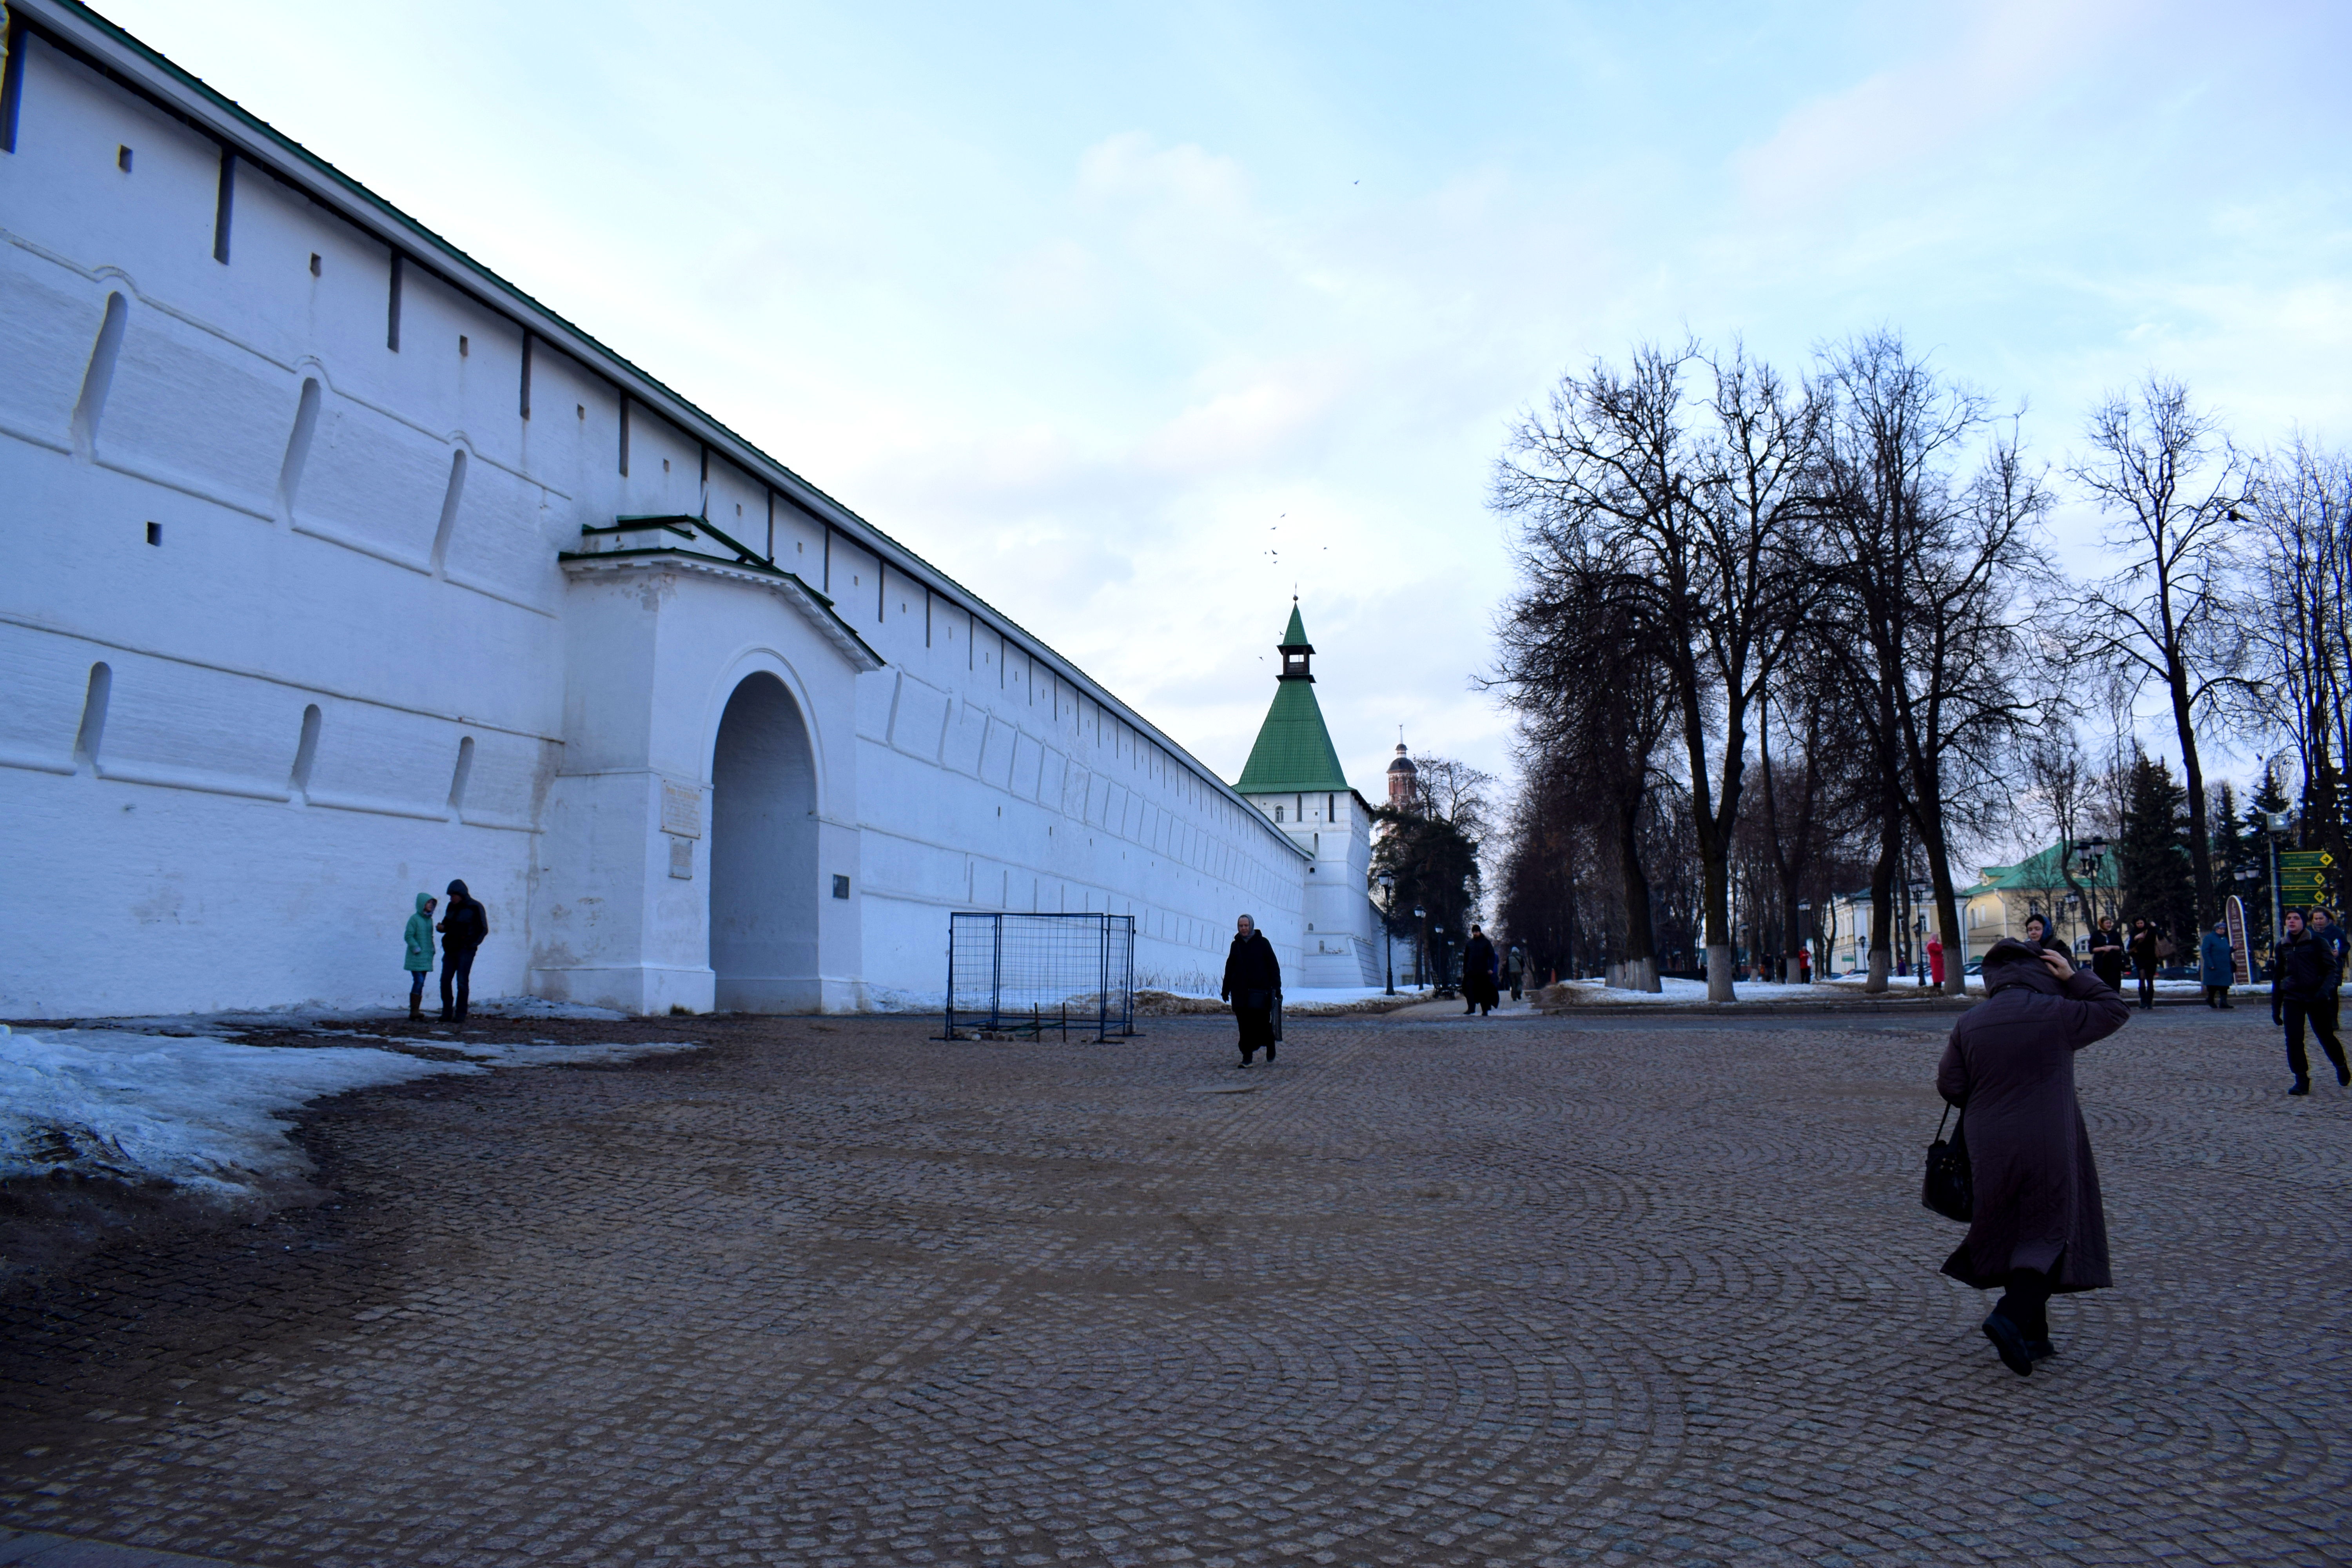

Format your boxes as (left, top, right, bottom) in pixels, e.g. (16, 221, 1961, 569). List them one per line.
(403, 893, 437, 1020)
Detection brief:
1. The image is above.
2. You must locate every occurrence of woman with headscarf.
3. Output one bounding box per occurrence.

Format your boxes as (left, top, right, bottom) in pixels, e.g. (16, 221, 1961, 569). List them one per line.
(1935, 937, 2131, 1376)
(1221, 913, 1282, 1068)
(2199, 920, 2236, 1010)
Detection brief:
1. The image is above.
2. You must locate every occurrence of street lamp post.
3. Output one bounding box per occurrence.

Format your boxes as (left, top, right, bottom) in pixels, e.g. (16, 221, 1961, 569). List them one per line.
(2261, 810, 2294, 973)
(2077, 836, 2109, 936)
(1377, 872, 1396, 996)
(1796, 900, 1813, 983)
(1909, 879, 1929, 985)
(1433, 924, 1453, 999)
(1413, 906, 1427, 993)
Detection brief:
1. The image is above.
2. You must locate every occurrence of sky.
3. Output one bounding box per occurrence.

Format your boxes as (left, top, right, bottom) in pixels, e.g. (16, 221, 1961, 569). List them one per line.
(96, 0, 2352, 808)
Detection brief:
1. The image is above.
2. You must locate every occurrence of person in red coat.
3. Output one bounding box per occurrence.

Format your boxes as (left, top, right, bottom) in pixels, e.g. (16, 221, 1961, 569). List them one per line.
(1927, 934, 1945, 987)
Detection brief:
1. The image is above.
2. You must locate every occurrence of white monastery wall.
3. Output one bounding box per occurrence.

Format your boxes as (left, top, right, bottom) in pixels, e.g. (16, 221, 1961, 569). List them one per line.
(0, 11, 1310, 1018)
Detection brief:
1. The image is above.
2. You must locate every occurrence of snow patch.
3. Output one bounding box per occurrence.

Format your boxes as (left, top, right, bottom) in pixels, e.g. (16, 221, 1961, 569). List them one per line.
(0, 1025, 474, 1197)
(1, 1024, 706, 1201)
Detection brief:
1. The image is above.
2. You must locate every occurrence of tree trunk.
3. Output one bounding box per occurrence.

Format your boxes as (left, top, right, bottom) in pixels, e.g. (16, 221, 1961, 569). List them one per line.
(1615, 797, 1662, 992)
(2169, 658, 2218, 927)
(1864, 809, 1898, 994)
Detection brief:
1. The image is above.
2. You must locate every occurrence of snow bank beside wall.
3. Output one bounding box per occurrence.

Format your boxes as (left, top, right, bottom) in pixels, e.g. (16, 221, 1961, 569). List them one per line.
(0, 1027, 475, 1200)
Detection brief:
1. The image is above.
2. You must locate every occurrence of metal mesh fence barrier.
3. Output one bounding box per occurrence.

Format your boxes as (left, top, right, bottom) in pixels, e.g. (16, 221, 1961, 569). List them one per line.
(944, 913, 1137, 1042)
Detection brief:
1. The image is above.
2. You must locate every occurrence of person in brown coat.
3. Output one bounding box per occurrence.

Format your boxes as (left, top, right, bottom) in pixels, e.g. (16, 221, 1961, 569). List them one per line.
(1935, 936, 2132, 1376)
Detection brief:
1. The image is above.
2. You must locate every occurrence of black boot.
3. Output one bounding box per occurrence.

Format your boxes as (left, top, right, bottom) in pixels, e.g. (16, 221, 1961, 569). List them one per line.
(2290, 1078, 2312, 1096)
(1982, 1312, 2034, 1377)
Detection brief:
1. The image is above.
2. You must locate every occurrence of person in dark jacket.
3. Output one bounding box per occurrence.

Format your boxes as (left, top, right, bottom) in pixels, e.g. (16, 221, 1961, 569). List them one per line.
(436, 878, 489, 1023)
(2127, 918, 2160, 1011)
(1936, 938, 2131, 1377)
(2272, 909, 2348, 1096)
(2086, 917, 2126, 990)
(1221, 913, 1281, 1068)
(2199, 921, 2236, 1009)
(1461, 926, 1499, 1015)
(2312, 907, 2348, 980)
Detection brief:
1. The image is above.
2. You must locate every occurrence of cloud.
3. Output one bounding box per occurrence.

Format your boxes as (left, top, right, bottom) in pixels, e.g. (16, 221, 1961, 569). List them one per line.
(1731, 0, 2127, 211)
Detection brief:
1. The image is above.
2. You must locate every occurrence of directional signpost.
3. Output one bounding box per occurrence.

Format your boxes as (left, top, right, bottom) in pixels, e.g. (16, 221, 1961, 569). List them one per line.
(2279, 849, 2337, 912)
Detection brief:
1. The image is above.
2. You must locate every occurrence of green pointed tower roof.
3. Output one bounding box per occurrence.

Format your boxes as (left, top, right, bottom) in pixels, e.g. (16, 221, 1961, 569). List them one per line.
(1236, 603, 1350, 795)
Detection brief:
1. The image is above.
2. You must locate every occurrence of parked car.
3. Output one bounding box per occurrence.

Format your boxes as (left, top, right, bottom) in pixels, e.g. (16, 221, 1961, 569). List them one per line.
(1963, 958, 1985, 977)
(2156, 963, 2196, 981)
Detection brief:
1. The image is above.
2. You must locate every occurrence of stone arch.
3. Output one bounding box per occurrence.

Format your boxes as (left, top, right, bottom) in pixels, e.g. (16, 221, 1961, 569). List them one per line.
(708, 670, 820, 1011)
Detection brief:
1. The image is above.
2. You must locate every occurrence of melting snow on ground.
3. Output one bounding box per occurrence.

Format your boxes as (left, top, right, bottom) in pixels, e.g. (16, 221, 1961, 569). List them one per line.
(0, 1024, 699, 1201)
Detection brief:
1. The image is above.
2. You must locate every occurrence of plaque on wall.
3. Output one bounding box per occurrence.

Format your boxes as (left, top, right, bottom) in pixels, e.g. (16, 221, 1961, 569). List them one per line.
(669, 837, 695, 880)
(661, 780, 702, 839)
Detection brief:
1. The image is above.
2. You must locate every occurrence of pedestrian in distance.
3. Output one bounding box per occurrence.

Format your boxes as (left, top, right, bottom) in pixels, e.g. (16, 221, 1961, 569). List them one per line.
(402, 892, 437, 1020)
(2200, 920, 2236, 1010)
(2272, 908, 2348, 1096)
(1936, 937, 2131, 1377)
(1504, 941, 1527, 1003)
(1461, 924, 1499, 1016)
(436, 878, 489, 1023)
(2021, 913, 2054, 953)
(2087, 916, 2127, 991)
(1928, 933, 1946, 988)
(1221, 913, 1281, 1069)
(2311, 907, 2348, 981)
(2127, 918, 2160, 1011)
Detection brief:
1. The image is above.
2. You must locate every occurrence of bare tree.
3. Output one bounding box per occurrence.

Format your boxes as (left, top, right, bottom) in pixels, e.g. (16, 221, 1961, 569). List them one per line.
(2069, 376, 2252, 927)
(1493, 341, 1820, 1000)
(1815, 334, 2049, 995)
(1490, 565, 1676, 990)
(2239, 438, 2352, 866)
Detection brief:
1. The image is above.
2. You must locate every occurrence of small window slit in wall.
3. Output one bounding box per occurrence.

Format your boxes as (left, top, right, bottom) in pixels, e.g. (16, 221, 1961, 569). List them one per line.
(74, 664, 112, 773)
(116, 144, 132, 171)
(211, 150, 235, 262)
(309, 253, 321, 276)
(277, 377, 322, 517)
(0, 13, 26, 154)
(519, 331, 533, 419)
(447, 735, 475, 813)
(144, 521, 160, 546)
(386, 254, 403, 351)
(458, 334, 469, 357)
(289, 704, 323, 802)
(70, 292, 128, 460)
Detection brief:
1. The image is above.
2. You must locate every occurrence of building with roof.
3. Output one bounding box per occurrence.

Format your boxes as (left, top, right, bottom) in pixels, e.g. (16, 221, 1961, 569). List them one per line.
(1955, 846, 2120, 960)
(1233, 606, 1381, 986)
(0, 0, 1322, 1016)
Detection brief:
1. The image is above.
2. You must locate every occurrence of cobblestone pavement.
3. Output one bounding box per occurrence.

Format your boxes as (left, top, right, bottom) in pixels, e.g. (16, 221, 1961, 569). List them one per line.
(2, 1005, 2347, 1566)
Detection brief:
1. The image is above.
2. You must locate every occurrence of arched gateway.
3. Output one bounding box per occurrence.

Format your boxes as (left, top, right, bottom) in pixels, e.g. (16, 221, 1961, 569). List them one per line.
(710, 673, 820, 1011)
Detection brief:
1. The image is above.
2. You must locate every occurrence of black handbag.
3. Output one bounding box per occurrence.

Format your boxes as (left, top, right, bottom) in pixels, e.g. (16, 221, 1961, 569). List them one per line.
(1271, 994, 1283, 1042)
(1922, 1103, 1973, 1222)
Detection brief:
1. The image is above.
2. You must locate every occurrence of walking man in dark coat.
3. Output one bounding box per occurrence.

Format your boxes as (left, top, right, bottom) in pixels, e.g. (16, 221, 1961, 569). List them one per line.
(1461, 925, 1499, 1016)
(2272, 909, 2348, 1096)
(1221, 914, 1282, 1068)
(1936, 937, 2131, 1376)
(436, 878, 489, 1023)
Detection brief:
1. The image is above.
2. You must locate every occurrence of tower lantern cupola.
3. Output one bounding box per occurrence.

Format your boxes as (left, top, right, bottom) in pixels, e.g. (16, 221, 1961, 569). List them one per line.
(1278, 600, 1314, 682)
